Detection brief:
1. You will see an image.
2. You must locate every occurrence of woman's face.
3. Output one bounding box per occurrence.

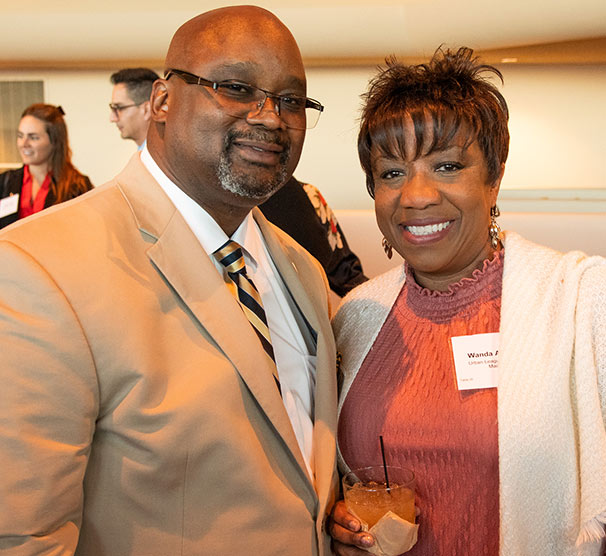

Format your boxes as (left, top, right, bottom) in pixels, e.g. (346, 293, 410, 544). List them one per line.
(17, 115, 53, 168)
(372, 117, 503, 291)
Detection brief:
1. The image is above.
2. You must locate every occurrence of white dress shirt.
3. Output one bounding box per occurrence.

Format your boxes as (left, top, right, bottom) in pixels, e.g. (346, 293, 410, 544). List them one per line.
(140, 147, 316, 481)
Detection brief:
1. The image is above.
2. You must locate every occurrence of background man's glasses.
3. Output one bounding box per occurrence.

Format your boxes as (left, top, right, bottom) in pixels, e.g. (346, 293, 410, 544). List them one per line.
(165, 68, 324, 130)
(109, 102, 142, 117)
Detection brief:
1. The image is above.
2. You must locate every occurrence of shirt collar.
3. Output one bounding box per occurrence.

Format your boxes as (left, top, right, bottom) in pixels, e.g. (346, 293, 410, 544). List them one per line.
(139, 145, 258, 262)
(23, 164, 51, 186)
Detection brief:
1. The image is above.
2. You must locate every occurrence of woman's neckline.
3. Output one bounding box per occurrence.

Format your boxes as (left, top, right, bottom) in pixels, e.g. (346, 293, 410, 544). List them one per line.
(406, 248, 504, 298)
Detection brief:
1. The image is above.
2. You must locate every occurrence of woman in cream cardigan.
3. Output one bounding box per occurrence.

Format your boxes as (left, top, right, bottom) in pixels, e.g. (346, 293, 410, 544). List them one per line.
(329, 47, 606, 556)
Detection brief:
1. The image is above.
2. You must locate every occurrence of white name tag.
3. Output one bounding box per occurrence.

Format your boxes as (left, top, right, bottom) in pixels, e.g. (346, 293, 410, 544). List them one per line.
(0, 193, 19, 218)
(450, 332, 499, 390)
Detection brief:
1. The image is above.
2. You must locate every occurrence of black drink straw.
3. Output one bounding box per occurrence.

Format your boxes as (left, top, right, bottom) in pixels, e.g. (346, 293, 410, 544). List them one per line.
(379, 435, 391, 490)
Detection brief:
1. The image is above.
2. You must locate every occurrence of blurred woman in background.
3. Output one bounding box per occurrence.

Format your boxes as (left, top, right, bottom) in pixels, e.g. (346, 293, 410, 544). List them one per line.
(0, 103, 92, 229)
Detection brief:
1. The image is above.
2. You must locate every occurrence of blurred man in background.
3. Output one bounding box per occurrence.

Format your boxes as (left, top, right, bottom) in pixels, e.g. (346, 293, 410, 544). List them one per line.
(109, 67, 159, 150)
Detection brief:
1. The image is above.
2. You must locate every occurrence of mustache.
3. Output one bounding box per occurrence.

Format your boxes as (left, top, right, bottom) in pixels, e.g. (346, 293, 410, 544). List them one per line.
(224, 129, 290, 152)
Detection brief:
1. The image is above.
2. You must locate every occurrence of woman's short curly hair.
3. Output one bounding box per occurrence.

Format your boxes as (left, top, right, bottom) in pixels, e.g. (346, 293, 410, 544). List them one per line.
(358, 47, 510, 198)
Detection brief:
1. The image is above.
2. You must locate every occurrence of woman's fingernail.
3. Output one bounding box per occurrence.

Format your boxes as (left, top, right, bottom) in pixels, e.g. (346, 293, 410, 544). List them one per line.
(348, 519, 360, 531)
(360, 534, 374, 547)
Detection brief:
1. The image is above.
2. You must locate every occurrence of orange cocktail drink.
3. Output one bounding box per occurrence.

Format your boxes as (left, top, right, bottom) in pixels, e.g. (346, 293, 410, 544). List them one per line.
(343, 466, 415, 527)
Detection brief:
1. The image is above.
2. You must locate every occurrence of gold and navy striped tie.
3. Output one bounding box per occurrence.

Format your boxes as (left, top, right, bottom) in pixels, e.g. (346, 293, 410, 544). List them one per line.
(213, 240, 281, 393)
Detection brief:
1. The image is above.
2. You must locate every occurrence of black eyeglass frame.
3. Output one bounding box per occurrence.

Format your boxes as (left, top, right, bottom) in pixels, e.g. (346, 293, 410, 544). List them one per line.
(108, 102, 143, 116)
(164, 68, 324, 129)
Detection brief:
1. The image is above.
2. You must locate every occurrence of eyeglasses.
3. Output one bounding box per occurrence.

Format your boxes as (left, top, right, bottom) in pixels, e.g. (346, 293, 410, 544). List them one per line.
(109, 102, 142, 117)
(164, 68, 324, 130)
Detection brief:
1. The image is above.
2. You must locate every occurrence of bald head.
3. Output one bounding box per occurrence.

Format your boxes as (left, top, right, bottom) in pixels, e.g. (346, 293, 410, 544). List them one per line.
(165, 6, 305, 82)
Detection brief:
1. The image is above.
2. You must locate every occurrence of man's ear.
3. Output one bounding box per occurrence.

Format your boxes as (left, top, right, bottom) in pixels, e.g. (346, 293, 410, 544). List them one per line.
(142, 100, 153, 121)
(150, 80, 170, 122)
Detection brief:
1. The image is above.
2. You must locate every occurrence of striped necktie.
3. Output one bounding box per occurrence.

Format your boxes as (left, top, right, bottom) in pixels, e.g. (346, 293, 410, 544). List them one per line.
(213, 239, 281, 393)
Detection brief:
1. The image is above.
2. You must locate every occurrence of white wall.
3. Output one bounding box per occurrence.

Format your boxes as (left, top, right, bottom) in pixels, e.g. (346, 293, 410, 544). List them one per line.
(1, 64, 604, 211)
(502, 65, 606, 191)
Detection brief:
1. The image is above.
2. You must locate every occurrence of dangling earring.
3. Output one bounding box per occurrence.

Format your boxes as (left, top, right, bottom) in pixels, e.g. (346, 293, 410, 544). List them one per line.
(382, 237, 393, 259)
(489, 205, 502, 249)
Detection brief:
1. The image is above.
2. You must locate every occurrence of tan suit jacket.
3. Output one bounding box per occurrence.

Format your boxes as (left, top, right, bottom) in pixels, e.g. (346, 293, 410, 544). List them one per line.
(0, 155, 338, 555)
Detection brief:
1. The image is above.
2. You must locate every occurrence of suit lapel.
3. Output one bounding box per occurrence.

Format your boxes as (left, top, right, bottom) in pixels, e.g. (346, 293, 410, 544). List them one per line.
(255, 211, 338, 508)
(254, 209, 324, 346)
(115, 156, 315, 490)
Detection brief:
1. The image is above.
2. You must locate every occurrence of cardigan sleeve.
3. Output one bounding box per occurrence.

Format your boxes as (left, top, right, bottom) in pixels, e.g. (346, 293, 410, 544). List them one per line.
(573, 260, 606, 547)
(577, 261, 606, 425)
(589, 267, 606, 422)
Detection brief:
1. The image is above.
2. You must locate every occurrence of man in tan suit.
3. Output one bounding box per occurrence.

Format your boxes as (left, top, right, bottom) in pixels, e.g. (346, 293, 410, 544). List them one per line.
(0, 7, 337, 555)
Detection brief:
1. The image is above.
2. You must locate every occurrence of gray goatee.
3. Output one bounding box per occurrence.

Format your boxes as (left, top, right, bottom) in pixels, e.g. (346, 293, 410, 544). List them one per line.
(217, 130, 290, 200)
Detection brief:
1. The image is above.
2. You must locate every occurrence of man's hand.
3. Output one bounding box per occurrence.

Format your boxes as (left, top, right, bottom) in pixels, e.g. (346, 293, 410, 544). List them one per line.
(328, 499, 375, 555)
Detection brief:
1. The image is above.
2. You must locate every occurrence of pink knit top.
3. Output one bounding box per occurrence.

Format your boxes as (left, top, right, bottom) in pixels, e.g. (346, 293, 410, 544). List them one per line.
(338, 250, 504, 555)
